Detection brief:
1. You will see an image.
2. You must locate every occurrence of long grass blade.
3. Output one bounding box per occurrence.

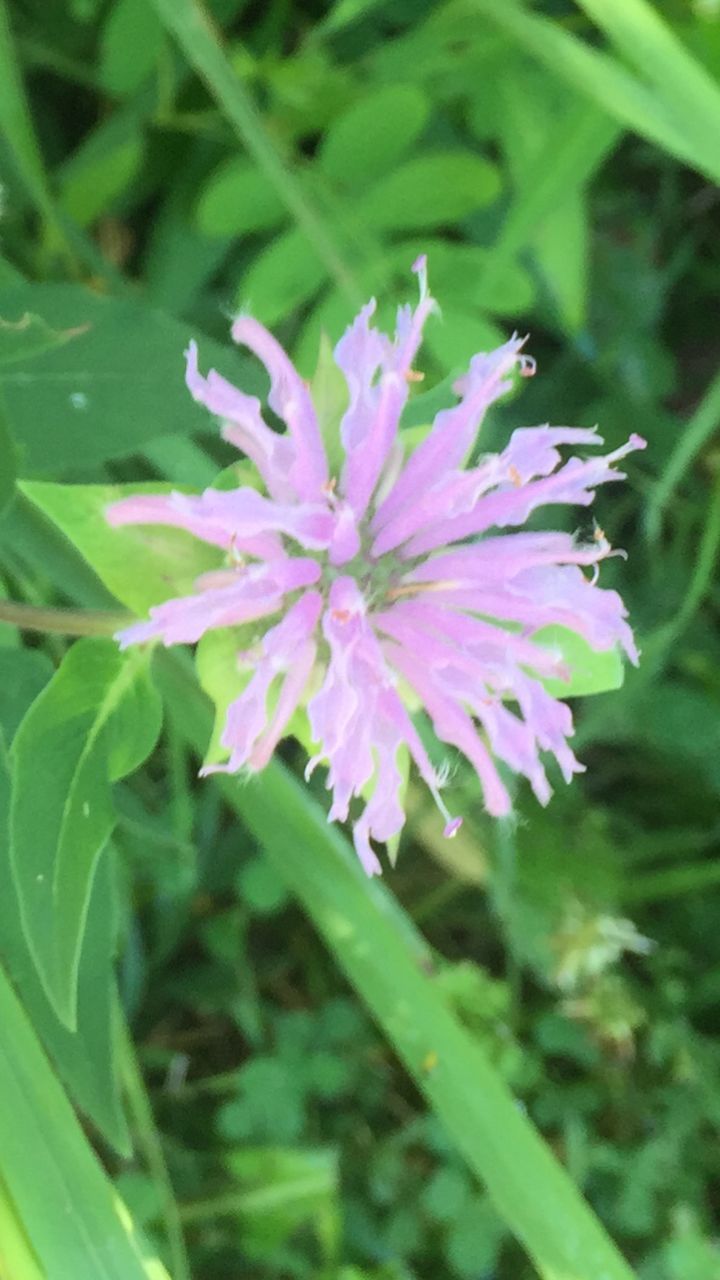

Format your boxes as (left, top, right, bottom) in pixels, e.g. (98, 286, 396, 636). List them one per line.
(158, 649, 637, 1280)
(645, 366, 720, 541)
(150, 0, 361, 306)
(575, 0, 720, 157)
(472, 0, 720, 184)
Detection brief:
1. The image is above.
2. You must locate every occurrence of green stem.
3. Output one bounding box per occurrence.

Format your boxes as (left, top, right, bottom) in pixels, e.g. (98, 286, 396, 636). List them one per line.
(0, 600, 129, 637)
(120, 1022, 191, 1280)
(646, 366, 720, 543)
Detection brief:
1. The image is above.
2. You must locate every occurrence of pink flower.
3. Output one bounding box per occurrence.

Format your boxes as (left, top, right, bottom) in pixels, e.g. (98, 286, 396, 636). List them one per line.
(107, 259, 644, 875)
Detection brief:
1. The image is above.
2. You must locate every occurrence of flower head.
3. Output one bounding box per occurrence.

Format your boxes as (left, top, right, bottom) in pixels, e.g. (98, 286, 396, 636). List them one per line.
(108, 258, 644, 874)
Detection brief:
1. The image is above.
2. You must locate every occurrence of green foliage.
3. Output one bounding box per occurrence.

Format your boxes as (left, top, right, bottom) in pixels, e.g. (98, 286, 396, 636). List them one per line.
(1, 0, 720, 1277)
(0, 284, 260, 475)
(11, 639, 162, 1024)
(22, 481, 222, 614)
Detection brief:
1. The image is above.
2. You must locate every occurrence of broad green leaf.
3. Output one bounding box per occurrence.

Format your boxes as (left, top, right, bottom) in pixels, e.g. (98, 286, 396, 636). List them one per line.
(21, 481, 222, 616)
(359, 151, 501, 231)
(195, 158, 287, 238)
(238, 228, 327, 324)
(0, 1175, 44, 1280)
(319, 85, 430, 187)
(0, 311, 87, 367)
(59, 138, 144, 229)
(1, 700, 128, 1152)
(10, 639, 162, 1026)
(159, 651, 636, 1280)
(196, 627, 253, 765)
(0, 397, 15, 514)
(99, 0, 164, 96)
(424, 305, 505, 375)
(0, 959, 167, 1279)
(533, 625, 625, 698)
(0, 647, 128, 1152)
(0, 282, 262, 475)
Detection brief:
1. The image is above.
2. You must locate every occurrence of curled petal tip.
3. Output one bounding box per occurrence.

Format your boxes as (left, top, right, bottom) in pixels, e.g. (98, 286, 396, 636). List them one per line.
(629, 433, 647, 451)
(412, 253, 429, 299)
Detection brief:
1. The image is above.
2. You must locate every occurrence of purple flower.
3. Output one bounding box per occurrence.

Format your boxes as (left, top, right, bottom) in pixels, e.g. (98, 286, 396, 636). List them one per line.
(107, 259, 644, 874)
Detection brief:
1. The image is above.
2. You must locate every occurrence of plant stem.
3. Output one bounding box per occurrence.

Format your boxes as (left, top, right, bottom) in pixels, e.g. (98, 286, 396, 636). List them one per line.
(0, 600, 129, 636)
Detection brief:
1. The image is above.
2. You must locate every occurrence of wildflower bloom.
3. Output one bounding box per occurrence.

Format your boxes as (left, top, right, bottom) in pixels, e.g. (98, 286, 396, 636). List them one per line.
(107, 259, 644, 874)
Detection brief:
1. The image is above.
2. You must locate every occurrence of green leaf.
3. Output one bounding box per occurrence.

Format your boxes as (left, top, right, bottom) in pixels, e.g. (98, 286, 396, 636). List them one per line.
(238, 227, 327, 325)
(0, 1175, 44, 1280)
(360, 151, 501, 231)
(0, 960, 166, 1279)
(392, 239, 535, 317)
(21, 480, 222, 615)
(196, 627, 253, 765)
(1, 747, 128, 1151)
(474, 0, 719, 184)
(533, 625, 625, 698)
(10, 639, 162, 1026)
(99, 0, 164, 96)
(424, 305, 505, 375)
(576, 0, 720, 176)
(59, 137, 144, 229)
(0, 649, 128, 1152)
(195, 158, 287, 238)
(159, 651, 637, 1280)
(0, 0, 54, 220)
(0, 282, 261, 475)
(0, 396, 15, 514)
(496, 65, 590, 332)
(319, 84, 430, 187)
(150, 0, 360, 308)
(0, 310, 88, 367)
(309, 332, 348, 475)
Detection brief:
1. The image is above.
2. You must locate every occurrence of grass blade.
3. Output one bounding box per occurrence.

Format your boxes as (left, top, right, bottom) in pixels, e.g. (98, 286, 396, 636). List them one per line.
(575, 0, 720, 157)
(645, 365, 720, 541)
(150, 0, 361, 307)
(482, 100, 620, 299)
(0, 0, 53, 219)
(0, 961, 165, 1279)
(158, 649, 636, 1280)
(472, 0, 720, 183)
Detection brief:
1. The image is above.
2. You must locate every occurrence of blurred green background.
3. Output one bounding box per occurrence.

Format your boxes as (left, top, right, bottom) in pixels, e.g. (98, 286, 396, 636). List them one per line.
(2, 1, 720, 1278)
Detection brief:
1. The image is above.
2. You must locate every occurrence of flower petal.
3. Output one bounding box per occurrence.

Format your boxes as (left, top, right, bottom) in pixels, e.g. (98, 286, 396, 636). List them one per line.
(106, 490, 283, 561)
(115, 557, 320, 648)
(394, 435, 645, 559)
(231, 316, 328, 500)
(373, 334, 536, 531)
(337, 261, 436, 521)
(185, 340, 295, 501)
(207, 591, 323, 773)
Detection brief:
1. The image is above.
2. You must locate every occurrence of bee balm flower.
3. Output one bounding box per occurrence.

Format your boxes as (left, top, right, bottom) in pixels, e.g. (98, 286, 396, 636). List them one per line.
(107, 259, 644, 875)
